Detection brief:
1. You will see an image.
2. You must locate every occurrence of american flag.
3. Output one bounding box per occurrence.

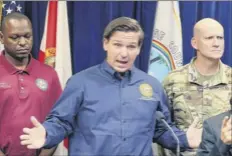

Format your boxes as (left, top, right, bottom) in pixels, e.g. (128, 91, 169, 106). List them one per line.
(1, 1, 24, 16)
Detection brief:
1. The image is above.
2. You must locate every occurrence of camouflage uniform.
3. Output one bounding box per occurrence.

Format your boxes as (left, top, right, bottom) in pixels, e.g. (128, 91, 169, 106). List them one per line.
(162, 58, 232, 156)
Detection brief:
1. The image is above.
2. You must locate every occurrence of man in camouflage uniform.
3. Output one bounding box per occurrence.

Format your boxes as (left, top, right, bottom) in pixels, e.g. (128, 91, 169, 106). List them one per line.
(162, 18, 232, 156)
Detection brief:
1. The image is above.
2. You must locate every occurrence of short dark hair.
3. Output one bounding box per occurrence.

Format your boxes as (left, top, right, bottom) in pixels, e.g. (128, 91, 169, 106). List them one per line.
(103, 17, 144, 47)
(1, 12, 32, 33)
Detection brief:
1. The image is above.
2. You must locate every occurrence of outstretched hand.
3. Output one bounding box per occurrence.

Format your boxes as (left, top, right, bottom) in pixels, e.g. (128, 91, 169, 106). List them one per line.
(20, 116, 46, 149)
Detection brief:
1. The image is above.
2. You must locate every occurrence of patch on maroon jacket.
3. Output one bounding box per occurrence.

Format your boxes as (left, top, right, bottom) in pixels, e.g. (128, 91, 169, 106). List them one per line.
(35, 78, 48, 91)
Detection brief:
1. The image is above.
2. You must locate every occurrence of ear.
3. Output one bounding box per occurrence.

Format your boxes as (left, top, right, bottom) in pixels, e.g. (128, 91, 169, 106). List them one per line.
(135, 43, 142, 55)
(103, 38, 109, 52)
(191, 37, 198, 50)
(0, 31, 4, 44)
(135, 48, 141, 56)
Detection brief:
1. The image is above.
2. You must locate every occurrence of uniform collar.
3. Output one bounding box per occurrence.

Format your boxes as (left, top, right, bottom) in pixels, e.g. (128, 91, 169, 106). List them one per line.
(0, 51, 35, 75)
(100, 60, 135, 81)
(188, 57, 230, 85)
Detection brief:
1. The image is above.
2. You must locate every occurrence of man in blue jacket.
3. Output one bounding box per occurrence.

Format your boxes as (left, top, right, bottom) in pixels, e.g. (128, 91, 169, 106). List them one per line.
(20, 17, 202, 156)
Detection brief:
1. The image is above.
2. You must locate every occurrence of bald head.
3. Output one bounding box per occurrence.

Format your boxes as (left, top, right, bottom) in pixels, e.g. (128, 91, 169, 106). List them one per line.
(191, 18, 225, 61)
(1, 12, 32, 33)
(193, 18, 223, 37)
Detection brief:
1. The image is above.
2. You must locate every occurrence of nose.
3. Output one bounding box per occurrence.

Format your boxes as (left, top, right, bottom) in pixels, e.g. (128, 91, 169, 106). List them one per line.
(18, 37, 26, 46)
(212, 38, 219, 47)
(120, 47, 129, 58)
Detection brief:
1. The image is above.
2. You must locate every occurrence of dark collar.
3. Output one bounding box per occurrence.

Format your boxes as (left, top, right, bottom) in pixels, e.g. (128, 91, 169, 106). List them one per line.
(100, 60, 134, 81)
(99, 60, 144, 85)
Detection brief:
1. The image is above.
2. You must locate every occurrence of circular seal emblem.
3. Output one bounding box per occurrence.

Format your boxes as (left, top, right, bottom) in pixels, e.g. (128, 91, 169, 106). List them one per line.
(35, 78, 48, 91)
(139, 83, 153, 98)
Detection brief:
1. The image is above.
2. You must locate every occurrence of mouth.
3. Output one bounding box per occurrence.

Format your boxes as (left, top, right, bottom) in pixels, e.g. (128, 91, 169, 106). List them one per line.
(117, 60, 128, 64)
(116, 60, 128, 66)
(211, 50, 221, 52)
(17, 49, 30, 54)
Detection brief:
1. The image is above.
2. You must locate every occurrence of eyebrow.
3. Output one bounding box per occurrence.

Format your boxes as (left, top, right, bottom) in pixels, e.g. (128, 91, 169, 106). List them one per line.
(204, 34, 224, 37)
(111, 40, 137, 44)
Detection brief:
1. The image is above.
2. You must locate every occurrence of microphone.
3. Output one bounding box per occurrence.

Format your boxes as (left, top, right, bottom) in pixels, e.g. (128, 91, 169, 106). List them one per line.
(156, 111, 180, 156)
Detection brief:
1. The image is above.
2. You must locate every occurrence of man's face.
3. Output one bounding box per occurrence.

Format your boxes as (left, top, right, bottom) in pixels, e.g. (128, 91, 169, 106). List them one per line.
(0, 18, 33, 60)
(192, 25, 224, 60)
(103, 31, 141, 73)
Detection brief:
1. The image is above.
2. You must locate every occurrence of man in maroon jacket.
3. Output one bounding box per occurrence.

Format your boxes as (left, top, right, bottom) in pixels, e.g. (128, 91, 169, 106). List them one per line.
(0, 12, 62, 156)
